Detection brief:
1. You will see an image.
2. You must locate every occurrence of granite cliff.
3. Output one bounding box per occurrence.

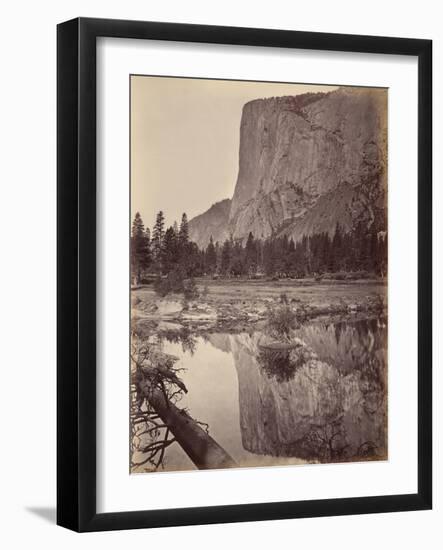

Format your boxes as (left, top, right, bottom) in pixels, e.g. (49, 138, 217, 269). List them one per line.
(188, 198, 230, 248)
(189, 87, 387, 248)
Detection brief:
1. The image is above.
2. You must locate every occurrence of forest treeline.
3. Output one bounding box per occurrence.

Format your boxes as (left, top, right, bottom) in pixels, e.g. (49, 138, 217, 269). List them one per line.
(131, 210, 387, 284)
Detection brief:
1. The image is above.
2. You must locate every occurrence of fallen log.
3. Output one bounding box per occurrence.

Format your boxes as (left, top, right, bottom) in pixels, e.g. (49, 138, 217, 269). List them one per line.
(143, 387, 237, 470)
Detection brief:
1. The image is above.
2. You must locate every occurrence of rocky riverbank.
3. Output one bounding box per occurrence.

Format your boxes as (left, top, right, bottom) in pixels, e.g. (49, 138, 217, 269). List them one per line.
(131, 279, 387, 329)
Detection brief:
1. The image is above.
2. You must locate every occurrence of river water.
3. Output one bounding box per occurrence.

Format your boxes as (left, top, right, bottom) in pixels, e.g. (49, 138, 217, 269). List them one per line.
(135, 317, 387, 472)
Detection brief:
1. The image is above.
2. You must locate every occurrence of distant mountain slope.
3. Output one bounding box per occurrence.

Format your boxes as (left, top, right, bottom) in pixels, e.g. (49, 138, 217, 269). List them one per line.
(189, 87, 387, 246)
(188, 198, 231, 248)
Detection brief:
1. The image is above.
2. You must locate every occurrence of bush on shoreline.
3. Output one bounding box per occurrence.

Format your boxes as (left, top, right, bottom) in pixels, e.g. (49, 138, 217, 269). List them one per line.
(266, 303, 299, 340)
(154, 268, 200, 300)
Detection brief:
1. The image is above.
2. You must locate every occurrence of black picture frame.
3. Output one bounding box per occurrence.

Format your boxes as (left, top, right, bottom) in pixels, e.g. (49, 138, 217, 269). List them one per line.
(57, 17, 432, 532)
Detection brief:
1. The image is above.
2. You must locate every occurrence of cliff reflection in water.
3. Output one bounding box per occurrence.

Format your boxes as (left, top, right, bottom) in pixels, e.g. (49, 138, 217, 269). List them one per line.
(226, 318, 387, 463)
(139, 317, 387, 469)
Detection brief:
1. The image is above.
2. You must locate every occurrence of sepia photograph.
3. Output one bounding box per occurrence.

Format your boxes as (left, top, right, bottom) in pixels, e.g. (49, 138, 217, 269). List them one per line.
(130, 75, 388, 474)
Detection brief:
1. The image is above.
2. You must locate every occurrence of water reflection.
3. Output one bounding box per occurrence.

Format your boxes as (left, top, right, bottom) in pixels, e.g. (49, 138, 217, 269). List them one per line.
(135, 322, 198, 354)
(132, 317, 387, 470)
(229, 319, 387, 463)
(257, 345, 312, 382)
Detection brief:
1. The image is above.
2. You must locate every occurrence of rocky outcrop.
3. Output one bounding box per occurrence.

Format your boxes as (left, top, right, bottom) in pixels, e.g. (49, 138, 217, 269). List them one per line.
(188, 198, 231, 248)
(189, 87, 387, 245)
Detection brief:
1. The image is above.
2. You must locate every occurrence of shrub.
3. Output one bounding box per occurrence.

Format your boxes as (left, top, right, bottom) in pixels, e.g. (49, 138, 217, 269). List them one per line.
(183, 278, 199, 300)
(154, 270, 200, 300)
(266, 304, 298, 340)
(154, 268, 185, 297)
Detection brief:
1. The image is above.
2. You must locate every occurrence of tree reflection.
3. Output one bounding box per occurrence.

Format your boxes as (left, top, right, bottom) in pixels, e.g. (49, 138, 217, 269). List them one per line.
(158, 326, 197, 355)
(257, 344, 312, 382)
(134, 322, 197, 355)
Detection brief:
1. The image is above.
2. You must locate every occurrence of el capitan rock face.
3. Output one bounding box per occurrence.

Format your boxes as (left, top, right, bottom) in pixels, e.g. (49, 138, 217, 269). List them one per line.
(189, 87, 387, 247)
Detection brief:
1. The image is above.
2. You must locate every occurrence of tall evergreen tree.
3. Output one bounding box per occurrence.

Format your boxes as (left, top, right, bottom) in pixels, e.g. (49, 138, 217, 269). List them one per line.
(205, 236, 217, 274)
(144, 226, 152, 271)
(152, 210, 165, 273)
(332, 222, 343, 271)
(131, 212, 151, 284)
(244, 232, 257, 275)
(162, 226, 179, 274)
(179, 213, 189, 248)
(220, 239, 232, 275)
(262, 238, 274, 276)
(230, 240, 245, 276)
(368, 229, 378, 273)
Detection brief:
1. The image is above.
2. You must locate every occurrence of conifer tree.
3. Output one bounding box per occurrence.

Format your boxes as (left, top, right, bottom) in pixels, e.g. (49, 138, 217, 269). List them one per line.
(230, 240, 244, 276)
(152, 210, 165, 273)
(130, 212, 151, 284)
(179, 213, 189, 248)
(332, 222, 343, 272)
(220, 239, 232, 275)
(205, 236, 217, 274)
(162, 226, 178, 274)
(244, 232, 257, 275)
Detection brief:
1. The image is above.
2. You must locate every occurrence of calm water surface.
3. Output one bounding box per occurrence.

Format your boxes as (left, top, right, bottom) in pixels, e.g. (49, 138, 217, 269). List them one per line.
(138, 317, 387, 471)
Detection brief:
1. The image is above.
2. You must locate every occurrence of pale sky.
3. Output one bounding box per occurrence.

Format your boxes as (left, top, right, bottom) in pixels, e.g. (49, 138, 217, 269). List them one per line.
(131, 76, 338, 232)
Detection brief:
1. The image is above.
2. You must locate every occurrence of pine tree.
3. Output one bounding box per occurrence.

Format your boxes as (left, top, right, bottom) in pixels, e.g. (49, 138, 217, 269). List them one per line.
(302, 235, 311, 275)
(244, 232, 257, 275)
(379, 233, 388, 276)
(162, 226, 178, 274)
(185, 241, 203, 277)
(354, 221, 366, 270)
(131, 212, 151, 284)
(220, 239, 232, 275)
(332, 222, 343, 272)
(262, 238, 274, 276)
(179, 213, 189, 248)
(215, 241, 221, 273)
(152, 210, 165, 273)
(144, 227, 152, 270)
(205, 236, 217, 275)
(368, 229, 378, 273)
(287, 238, 296, 275)
(230, 240, 245, 276)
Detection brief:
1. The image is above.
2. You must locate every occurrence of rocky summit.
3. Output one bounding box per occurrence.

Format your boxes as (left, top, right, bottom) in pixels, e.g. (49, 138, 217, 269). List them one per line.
(189, 87, 387, 248)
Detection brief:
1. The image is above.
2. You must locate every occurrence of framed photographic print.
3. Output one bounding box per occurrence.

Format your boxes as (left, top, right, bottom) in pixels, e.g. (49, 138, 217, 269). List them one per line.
(57, 18, 432, 531)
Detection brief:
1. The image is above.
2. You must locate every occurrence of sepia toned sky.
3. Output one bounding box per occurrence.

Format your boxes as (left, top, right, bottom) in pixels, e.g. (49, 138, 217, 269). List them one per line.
(131, 76, 338, 231)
